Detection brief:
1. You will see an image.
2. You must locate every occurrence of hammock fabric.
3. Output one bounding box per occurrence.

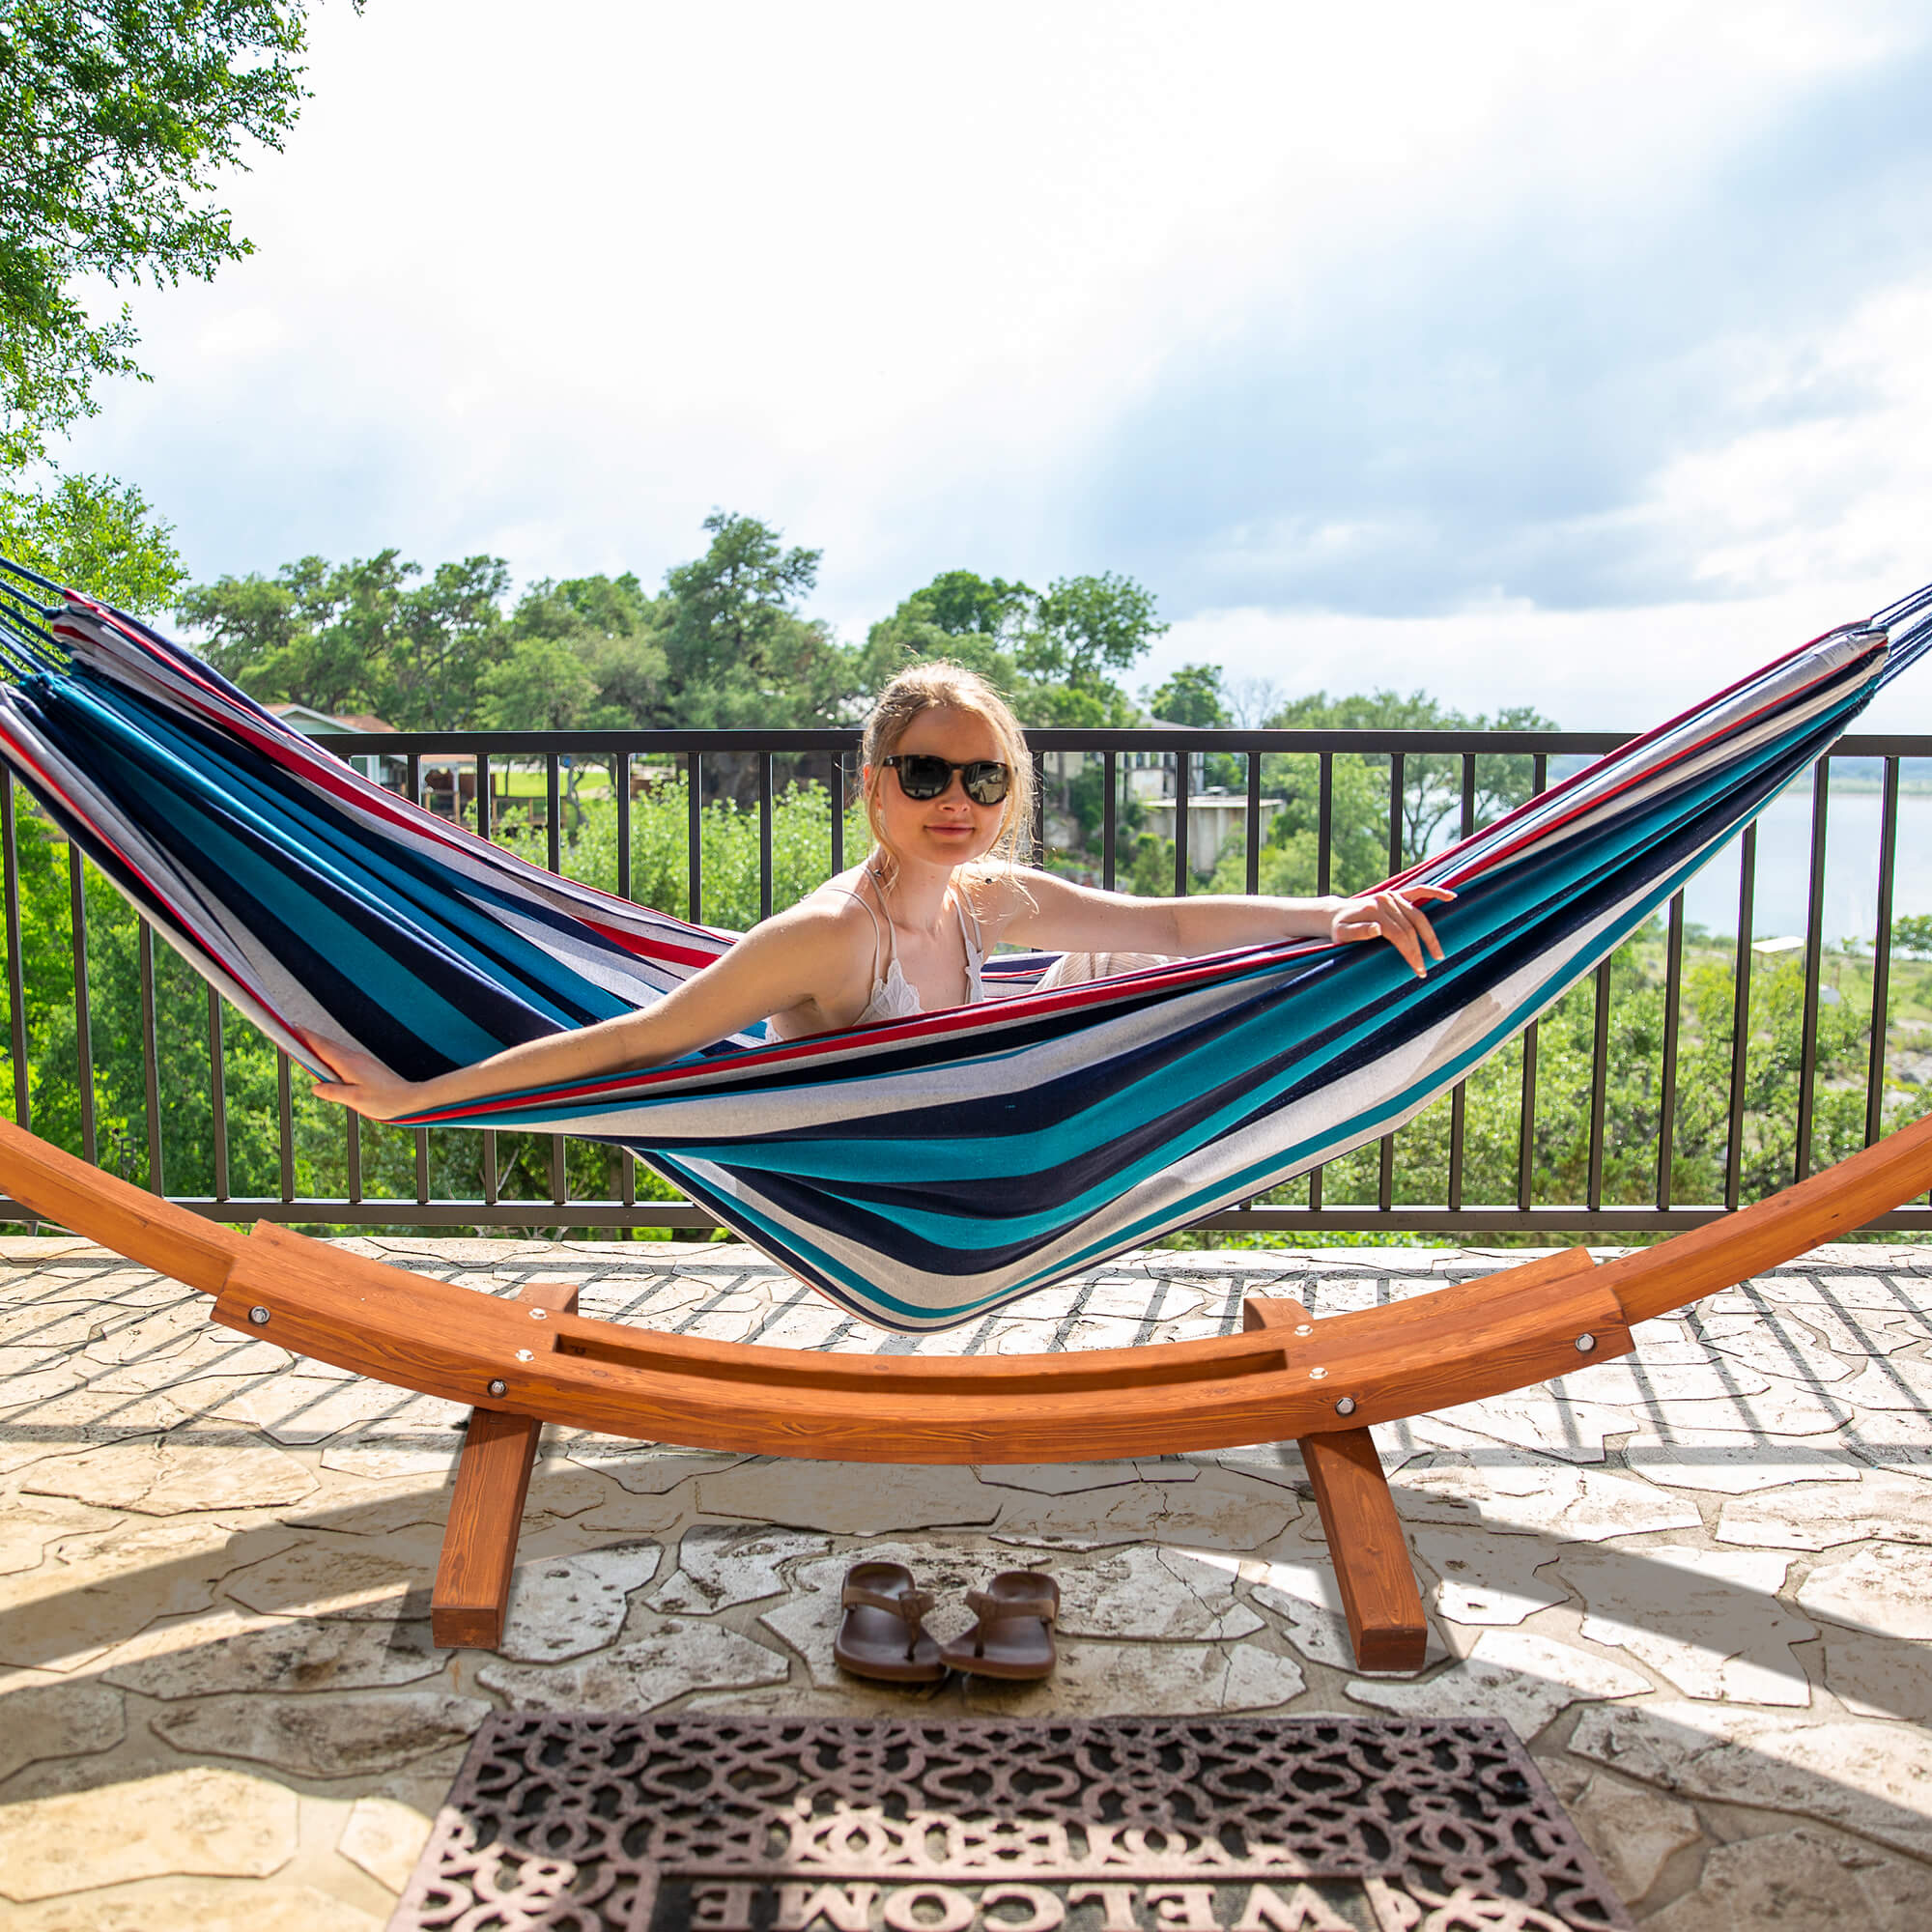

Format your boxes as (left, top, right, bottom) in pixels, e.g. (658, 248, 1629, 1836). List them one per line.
(0, 558, 1928, 1332)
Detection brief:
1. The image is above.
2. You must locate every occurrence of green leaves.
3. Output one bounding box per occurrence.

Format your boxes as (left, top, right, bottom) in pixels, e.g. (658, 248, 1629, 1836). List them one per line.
(1, 1, 313, 466)
(0, 469, 185, 610)
(861, 565, 1167, 729)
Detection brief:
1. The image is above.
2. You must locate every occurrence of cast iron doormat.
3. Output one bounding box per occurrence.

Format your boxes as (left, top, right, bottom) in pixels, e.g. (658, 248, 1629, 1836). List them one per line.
(390, 1715, 1632, 1932)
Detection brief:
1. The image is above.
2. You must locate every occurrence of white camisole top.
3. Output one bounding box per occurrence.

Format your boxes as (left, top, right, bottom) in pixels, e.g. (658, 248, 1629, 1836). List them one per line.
(768, 873, 985, 1038)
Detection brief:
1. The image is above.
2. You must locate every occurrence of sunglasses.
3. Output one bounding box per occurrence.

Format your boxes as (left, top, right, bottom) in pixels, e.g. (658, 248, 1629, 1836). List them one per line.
(883, 753, 1012, 806)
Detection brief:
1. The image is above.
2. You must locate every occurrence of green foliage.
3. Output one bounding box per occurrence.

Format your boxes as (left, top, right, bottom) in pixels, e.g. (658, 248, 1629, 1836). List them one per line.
(1147, 663, 1231, 729)
(0, 0, 316, 467)
(657, 512, 857, 728)
(0, 470, 185, 611)
(1264, 689, 1556, 861)
(506, 573, 667, 727)
(1893, 913, 1932, 955)
(178, 550, 513, 727)
(859, 565, 1165, 730)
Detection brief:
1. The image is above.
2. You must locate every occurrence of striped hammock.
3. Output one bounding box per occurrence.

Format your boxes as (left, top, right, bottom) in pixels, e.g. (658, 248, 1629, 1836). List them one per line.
(2, 556, 1928, 1331)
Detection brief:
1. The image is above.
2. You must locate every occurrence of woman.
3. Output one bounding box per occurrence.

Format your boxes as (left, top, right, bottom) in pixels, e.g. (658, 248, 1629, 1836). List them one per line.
(312, 663, 1450, 1121)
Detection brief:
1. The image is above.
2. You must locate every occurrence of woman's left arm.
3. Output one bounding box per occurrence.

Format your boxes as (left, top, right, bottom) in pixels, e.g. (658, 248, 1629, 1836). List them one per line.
(997, 872, 1455, 977)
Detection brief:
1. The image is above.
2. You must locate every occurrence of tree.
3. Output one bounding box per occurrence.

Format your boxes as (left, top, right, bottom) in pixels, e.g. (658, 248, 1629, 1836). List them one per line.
(508, 572, 668, 726)
(860, 566, 1164, 730)
(383, 554, 510, 730)
(178, 550, 513, 726)
(1146, 663, 1231, 729)
(1, 1, 318, 469)
(0, 469, 185, 611)
(919, 569, 1033, 640)
(1024, 572, 1167, 689)
(1264, 689, 1556, 866)
(657, 511, 858, 729)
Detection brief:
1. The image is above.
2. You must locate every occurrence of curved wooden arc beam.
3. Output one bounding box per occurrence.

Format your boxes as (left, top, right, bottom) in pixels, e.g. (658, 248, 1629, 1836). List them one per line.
(3, 1111, 1930, 1463)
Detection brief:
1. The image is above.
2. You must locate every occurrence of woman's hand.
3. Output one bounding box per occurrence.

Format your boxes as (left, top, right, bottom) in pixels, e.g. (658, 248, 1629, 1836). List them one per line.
(304, 1037, 427, 1122)
(1330, 884, 1455, 976)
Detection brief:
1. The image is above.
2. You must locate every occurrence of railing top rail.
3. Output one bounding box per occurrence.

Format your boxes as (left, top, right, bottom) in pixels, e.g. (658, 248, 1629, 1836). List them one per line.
(293, 727, 1932, 758)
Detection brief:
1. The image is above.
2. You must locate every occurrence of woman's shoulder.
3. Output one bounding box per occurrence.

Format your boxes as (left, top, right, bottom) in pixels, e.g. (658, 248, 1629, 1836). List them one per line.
(776, 868, 884, 939)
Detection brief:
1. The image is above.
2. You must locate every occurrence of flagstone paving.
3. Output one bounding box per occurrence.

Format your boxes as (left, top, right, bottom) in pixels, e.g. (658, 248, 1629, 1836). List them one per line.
(0, 1234, 1928, 1927)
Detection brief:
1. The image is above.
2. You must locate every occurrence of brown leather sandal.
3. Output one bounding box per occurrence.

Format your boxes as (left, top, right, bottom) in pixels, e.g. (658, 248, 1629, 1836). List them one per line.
(832, 1561, 945, 1683)
(938, 1569, 1060, 1680)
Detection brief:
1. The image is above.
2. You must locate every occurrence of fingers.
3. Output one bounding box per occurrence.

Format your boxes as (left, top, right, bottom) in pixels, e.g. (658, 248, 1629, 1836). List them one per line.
(1373, 895, 1427, 976)
(1334, 887, 1451, 976)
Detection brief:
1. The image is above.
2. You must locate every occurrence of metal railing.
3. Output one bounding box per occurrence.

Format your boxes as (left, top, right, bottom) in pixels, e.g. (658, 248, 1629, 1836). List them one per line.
(6, 723, 1931, 1239)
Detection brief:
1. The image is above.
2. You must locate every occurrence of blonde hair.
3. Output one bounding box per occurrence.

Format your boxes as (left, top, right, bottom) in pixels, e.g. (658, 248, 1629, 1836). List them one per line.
(860, 661, 1034, 888)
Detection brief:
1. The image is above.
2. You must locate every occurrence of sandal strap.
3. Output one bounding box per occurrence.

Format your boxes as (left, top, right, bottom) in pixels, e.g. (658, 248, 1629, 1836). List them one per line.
(965, 1587, 1057, 1628)
(842, 1581, 934, 1628)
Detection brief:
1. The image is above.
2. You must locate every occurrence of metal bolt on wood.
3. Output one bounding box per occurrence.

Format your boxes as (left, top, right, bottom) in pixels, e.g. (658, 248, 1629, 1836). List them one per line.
(247, 1305, 270, 1325)
(1335, 1396, 1358, 1416)
(1309, 1365, 1328, 1378)
(1575, 1332, 1597, 1352)
(487, 1378, 507, 1397)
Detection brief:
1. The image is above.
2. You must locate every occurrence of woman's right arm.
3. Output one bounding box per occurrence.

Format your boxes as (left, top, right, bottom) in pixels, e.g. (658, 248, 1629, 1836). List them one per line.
(310, 898, 861, 1121)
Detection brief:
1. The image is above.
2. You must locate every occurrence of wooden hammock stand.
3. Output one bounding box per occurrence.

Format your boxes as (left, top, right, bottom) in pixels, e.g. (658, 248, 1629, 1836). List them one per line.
(5, 1110, 1930, 1674)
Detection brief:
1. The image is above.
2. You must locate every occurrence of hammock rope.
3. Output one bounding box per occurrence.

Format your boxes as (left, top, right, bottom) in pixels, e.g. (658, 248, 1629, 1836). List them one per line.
(2, 555, 1928, 1331)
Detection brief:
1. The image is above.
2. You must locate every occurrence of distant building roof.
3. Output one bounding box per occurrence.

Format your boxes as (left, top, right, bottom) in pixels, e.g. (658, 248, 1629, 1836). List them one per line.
(269, 703, 399, 736)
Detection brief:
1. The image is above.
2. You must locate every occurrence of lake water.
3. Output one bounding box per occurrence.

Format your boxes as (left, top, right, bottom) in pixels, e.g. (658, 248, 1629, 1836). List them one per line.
(1673, 781, 1932, 943)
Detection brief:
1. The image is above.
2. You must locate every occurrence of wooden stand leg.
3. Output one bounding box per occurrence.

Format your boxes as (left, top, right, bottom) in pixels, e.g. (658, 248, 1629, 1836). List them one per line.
(432, 1281, 578, 1649)
(1244, 1294, 1429, 1675)
(1297, 1428, 1429, 1673)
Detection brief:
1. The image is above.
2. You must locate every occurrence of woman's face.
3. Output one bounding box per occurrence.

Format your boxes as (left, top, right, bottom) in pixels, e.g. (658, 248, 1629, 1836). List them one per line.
(867, 704, 1009, 873)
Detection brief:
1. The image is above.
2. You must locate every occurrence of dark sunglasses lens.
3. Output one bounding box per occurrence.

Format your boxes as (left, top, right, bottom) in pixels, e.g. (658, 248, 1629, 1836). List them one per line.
(895, 755, 951, 799)
(963, 762, 1010, 805)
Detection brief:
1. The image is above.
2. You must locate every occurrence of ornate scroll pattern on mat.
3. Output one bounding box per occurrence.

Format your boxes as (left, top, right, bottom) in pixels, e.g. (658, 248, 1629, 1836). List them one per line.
(390, 1716, 1632, 1932)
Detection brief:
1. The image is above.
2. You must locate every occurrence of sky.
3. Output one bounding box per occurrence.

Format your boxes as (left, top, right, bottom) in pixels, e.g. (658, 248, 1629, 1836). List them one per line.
(52, 0, 1932, 729)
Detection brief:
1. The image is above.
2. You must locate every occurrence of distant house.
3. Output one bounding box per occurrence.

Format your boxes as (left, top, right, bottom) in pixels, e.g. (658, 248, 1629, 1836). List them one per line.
(268, 703, 409, 790)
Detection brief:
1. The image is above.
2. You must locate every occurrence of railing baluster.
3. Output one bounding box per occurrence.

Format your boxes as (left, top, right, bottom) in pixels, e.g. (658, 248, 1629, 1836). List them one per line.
(688, 751, 703, 923)
(1378, 751, 1404, 1208)
(1305, 749, 1333, 1214)
(831, 753, 846, 875)
(1245, 753, 1262, 895)
(1317, 753, 1334, 895)
(617, 752, 633, 904)
(474, 753, 497, 1207)
(1518, 754, 1547, 1213)
(1034, 753, 1047, 866)
(1173, 763, 1189, 895)
(759, 753, 774, 922)
(543, 749, 566, 1214)
(1101, 752, 1118, 892)
(1866, 757, 1899, 1148)
(69, 846, 95, 1164)
(3, 776, 29, 1128)
(1587, 958, 1612, 1213)
(1657, 892, 1685, 1207)
(546, 751, 562, 874)
(139, 922, 161, 1192)
(208, 985, 230, 1205)
(1794, 760, 1831, 1182)
(1446, 753, 1475, 1209)
(409, 753, 432, 1208)
(1725, 826, 1757, 1211)
(276, 1050, 294, 1204)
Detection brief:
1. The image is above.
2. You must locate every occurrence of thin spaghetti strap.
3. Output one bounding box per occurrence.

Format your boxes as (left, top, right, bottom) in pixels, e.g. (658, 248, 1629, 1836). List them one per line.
(952, 882, 985, 1001)
(824, 883, 888, 988)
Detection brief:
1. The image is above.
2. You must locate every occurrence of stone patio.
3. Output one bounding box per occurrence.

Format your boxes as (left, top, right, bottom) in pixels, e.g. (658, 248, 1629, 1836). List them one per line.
(0, 1235, 1928, 1929)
